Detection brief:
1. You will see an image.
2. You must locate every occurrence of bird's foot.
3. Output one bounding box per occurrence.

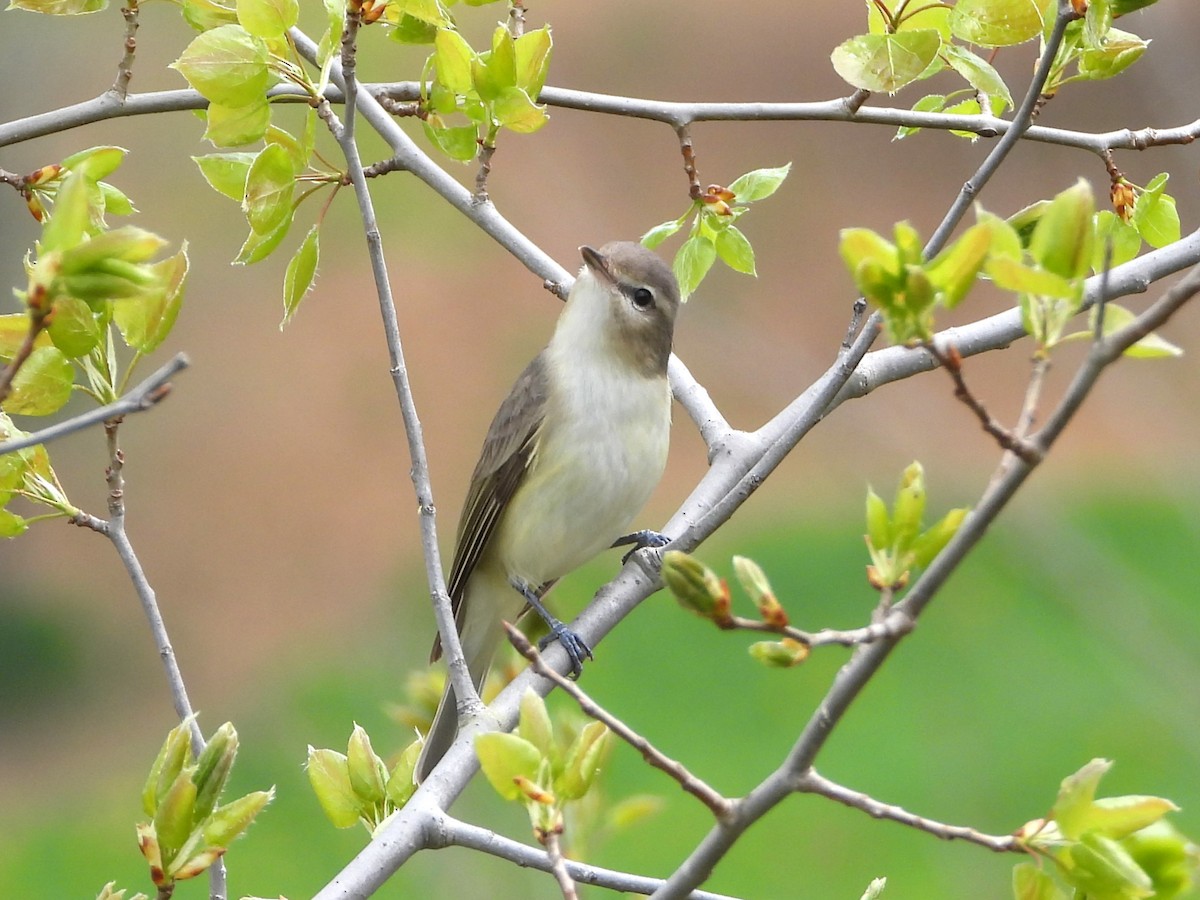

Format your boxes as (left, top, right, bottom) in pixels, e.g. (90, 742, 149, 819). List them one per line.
(612, 529, 671, 564)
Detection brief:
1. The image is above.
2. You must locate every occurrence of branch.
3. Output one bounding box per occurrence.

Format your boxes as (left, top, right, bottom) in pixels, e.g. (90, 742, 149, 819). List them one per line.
(505, 624, 733, 820)
(430, 812, 740, 900)
(0, 352, 188, 457)
(318, 17, 473, 707)
(798, 769, 1020, 853)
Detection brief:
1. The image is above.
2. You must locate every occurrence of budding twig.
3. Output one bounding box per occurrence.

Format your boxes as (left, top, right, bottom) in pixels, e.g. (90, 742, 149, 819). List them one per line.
(504, 624, 734, 820)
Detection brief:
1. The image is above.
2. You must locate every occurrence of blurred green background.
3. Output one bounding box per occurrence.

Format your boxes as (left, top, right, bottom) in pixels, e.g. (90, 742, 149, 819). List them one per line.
(3, 2, 1200, 898)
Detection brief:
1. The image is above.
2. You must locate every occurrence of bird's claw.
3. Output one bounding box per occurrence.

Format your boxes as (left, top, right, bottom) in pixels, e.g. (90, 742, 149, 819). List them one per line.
(538, 624, 593, 679)
(613, 529, 671, 564)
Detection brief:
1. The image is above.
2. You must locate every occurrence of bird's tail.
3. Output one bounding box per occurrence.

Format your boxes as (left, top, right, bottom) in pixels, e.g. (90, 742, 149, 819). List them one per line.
(414, 580, 509, 783)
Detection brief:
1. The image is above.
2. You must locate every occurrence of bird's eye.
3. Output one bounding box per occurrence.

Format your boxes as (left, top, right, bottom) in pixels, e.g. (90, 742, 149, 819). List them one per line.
(631, 287, 654, 309)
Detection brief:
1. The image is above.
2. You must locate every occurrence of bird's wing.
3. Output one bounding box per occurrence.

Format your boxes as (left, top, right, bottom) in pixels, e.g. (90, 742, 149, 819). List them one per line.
(430, 353, 548, 662)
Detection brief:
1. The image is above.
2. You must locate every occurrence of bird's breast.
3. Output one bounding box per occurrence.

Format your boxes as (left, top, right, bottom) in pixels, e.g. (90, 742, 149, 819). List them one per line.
(494, 360, 671, 586)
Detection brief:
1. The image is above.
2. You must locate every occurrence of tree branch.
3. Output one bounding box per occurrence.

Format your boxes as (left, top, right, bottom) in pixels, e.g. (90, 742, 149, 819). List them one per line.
(0, 352, 188, 457)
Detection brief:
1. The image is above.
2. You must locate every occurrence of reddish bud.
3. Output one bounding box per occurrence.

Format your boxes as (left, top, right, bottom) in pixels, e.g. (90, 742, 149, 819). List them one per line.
(1111, 179, 1136, 223)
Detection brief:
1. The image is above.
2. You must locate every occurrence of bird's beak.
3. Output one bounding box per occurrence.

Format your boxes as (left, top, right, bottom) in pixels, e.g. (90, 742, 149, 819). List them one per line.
(580, 245, 615, 285)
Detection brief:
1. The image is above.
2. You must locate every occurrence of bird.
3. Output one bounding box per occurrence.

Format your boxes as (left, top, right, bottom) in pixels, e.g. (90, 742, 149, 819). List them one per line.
(415, 241, 680, 782)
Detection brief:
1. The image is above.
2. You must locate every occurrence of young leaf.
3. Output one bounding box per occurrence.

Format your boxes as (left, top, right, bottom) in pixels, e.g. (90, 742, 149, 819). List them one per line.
(193, 153, 257, 201)
(243, 144, 295, 235)
(114, 244, 189, 354)
(475, 732, 542, 802)
(949, 0, 1048, 47)
(1131, 174, 1180, 250)
(728, 164, 792, 203)
(1030, 179, 1095, 280)
(306, 747, 363, 829)
(1090, 302, 1183, 359)
(170, 25, 271, 108)
(672, 234, 717, 301)
(641, 218, 686, 250)
(236, 0, 298, 40)
(492, 87, 548, 134)
(5, 347, 74, 416)
(282, 226, 320, 328)
(514, 27, 552, 97)
(46, 296, 103, 358)
(434, 28, 475, 96)
(62, 146, 128, 181)
(831, 31, 943, 93)
(715, 225, 756, 275)
(204, 99, 271, 149)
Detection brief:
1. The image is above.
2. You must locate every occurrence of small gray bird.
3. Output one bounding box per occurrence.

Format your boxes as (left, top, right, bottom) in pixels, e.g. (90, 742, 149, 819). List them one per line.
(416, 242, 680, 781)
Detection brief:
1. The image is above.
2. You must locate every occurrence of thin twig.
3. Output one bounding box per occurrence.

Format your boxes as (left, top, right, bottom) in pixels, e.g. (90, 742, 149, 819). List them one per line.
(110, 0, 140, 100)
(505, 624, 734, 820)
(925, 340, 1041, 463)
(923, 0, 1081, 259)
(0, 353, 188, 457)
(799, 769, 1020, 853)
(432, 811, 740, 899)
(324, 14, 474, 709)
(538, 829, 578, 900)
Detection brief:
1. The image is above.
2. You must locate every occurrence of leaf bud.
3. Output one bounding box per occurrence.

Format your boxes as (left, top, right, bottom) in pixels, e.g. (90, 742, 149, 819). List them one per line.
(748, 638, 809, 668)
(660, 550, 732, 625)
(1110, 179, 1135, 223)
(732, 555, 787, 627)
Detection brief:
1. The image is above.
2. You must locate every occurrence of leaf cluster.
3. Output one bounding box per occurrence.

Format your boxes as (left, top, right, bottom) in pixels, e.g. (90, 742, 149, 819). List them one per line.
(307, 725, 422, 832)
(138, 720, 274, 892)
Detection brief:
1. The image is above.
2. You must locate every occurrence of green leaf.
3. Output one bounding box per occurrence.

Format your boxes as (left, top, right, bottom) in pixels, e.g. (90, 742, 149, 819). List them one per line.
(204, 99, 271, 148)
(41, 170, 92, 253)
(193, 153, 256, 201)
(99, 182, 136, 217)
(1078, 27, 1147, 80)
(191, 722, 237, 824)
(113, 244, 189, 354)
(517, 688, 554, 763)
(235, 216, 291, 264)
(483, 24, 517, 96)
(62, 146, 127, 181)
(830, 30, 942, 93)
(1067, 832, 1154, 897)
(0, 508, 28, 539)
(641, 218, 686, 250)
(492, 87, 548, 134)
(6, 0, 104, 13)
(236, 0, 297, 39)
(474, 732, 542, 802)
(6, 347, 74, 416)
(385, 740, 422, 807)
(949, 0, 1049, 47)
(555, 720, 609, 800)
(243, 144, 295, 235)
(202, 788, 273, 846)
(672, 234, 716, 302)
(46, 296, 102, 358)
(306, 748, 364, 828)
(170, 24, 271, 108)
(1091, 210, 1141, 272)
(1090, 302, 1183, 359)
(896, 93, 946, 139)
(925, 221, 990, 308)
(1012, 862, 1069, 900)
(153, 771, 198, 866)
(390, 13, 439, 44)
(398, 0, 451, 26)
(346, 725, 386, 805)
(1131, 174, 1180, 250)
(434, 28, 475, 95)
(715, 225, 756, 275)
(422, 122, 479, 161)
(728, 163, 791, 203)
(976, 209, 1023, 261)
(1030, 179, 1095, 280)
(182, 0, 239, 30)
(281, 226, 320, 328)
(0, 315, 47, 361)
(986, 257, 1078, 299)
(1054, 758, 1111, 840)
(266, 125, 308, 176)
(514, 26, 552, 97)
(941, 44, 1013, 110)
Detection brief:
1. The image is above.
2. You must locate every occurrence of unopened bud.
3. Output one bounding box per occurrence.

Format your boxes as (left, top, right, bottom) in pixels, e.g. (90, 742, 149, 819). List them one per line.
(1110, 179, 1135, 223)
(748, 638, 809, 668)
(27, 164, 62, 187)
(513, 775, 555, 805)
(202, 788, 274, 847)
(192, 722, 237, 824)
(660, 551, 732, 625)
(347, 724, 387, 804)
(25, 193, 46, 222)
(732, 556, 787, 627)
